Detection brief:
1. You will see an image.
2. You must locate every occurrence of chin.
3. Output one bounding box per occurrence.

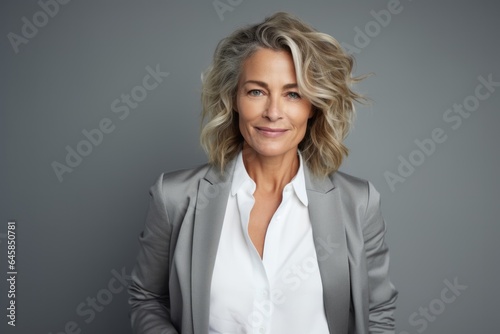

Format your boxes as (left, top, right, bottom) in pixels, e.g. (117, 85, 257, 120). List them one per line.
(247, 145, 297, 159)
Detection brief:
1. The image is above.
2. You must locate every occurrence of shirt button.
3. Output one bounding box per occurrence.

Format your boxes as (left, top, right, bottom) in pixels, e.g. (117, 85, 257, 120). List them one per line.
(259, 327, 265, 333)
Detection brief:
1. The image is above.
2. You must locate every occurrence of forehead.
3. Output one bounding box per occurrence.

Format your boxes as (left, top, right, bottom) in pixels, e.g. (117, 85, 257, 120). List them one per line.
(239, 48, 296, 83)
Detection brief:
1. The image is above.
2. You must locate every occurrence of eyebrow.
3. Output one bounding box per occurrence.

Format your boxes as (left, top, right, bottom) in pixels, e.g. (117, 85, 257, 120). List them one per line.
(242, 80, 298, 90)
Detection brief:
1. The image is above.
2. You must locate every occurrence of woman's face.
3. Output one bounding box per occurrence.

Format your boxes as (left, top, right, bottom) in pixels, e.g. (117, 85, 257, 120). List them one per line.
(236, 48, 313, 160)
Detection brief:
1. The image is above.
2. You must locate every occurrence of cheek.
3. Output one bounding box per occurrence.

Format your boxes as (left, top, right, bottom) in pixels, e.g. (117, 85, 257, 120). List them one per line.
(294, 106, 313, 128)
(236, 99, 259, 124)
(237, 108, 250, 127)
(237, 112, 253, 139)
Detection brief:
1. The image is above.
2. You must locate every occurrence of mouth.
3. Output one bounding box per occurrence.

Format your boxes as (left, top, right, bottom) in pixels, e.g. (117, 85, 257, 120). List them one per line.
(255, 127, 288, 137)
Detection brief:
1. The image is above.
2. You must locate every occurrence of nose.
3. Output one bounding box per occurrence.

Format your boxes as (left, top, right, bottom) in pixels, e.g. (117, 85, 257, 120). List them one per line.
(263, 94, 283, 121)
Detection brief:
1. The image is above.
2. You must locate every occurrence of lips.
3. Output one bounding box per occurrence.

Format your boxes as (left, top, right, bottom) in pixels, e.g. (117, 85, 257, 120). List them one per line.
(255, 126, 288, 137)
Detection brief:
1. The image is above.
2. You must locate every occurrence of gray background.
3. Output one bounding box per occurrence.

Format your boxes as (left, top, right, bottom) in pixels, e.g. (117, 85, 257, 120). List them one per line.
(1, 0, 499, 333)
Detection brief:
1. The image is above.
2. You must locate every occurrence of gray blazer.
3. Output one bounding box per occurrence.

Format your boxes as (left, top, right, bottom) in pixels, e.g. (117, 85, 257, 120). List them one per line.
(128, 158, 398, 334)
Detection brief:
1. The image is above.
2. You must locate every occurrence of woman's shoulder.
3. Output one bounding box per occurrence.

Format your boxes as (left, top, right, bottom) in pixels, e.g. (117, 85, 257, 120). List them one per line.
(328, 170, 382, 209)
(155, 163, 212, 194)
(144, 163, 215, 220)
(330, 170, 371, 193)
(148, 158, 235, 210)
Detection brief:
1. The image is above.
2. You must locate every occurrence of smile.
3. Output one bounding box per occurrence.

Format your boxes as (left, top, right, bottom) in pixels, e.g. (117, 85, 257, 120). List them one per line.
(255, 127, 288, 138)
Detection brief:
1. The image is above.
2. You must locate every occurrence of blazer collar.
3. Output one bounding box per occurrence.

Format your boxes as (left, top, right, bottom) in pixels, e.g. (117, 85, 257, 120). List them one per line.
(191, 158, 350, 334)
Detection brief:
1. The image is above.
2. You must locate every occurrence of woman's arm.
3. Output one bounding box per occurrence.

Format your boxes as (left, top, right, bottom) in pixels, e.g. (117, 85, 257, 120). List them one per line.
(363, 182, 398, 333)
(128, 175, 179, 333)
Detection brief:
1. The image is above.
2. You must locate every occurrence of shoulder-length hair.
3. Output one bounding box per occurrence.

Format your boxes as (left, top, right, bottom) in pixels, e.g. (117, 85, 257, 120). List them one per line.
(200, 12, 366, 177)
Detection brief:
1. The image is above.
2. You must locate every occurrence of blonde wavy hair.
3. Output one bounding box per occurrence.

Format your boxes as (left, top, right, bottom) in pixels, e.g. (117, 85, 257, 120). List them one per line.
(200, 12, 366, 176)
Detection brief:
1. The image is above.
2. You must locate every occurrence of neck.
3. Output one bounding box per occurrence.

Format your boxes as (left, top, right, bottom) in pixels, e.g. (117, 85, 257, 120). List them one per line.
(241, 144, 299, 194)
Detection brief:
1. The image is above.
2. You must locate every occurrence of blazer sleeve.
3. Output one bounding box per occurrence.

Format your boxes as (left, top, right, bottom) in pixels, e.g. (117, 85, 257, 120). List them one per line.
(128, 175, 179, 333)
(363, 182, 398, 333)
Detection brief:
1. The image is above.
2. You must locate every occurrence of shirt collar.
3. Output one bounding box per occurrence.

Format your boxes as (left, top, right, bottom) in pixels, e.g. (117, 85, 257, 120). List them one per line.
(230, 151, 255, 196)
(292, 152, 308, 206)
(230, 151, 309, 207)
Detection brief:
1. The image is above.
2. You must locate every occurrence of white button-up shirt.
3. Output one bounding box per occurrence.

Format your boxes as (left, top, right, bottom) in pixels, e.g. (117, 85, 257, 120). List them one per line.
(209, 152, 330, 334)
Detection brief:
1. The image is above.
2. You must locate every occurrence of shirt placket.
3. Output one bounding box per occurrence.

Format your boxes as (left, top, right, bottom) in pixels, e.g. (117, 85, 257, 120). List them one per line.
(236, 184, 272, 334)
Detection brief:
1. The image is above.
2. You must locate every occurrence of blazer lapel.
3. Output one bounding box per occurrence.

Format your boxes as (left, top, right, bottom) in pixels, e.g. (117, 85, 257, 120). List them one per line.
(191, 161, 234, 334)
(305, 167, 350, 334)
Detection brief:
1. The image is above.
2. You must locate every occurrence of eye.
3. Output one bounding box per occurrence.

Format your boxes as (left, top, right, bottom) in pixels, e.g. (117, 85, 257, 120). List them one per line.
(287, 92, 301, 99)
(248, 89, 264, 96)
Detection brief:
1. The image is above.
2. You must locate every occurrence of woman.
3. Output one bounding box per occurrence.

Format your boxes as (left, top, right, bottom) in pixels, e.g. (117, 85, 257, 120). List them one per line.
(129, 12, 397, 334)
